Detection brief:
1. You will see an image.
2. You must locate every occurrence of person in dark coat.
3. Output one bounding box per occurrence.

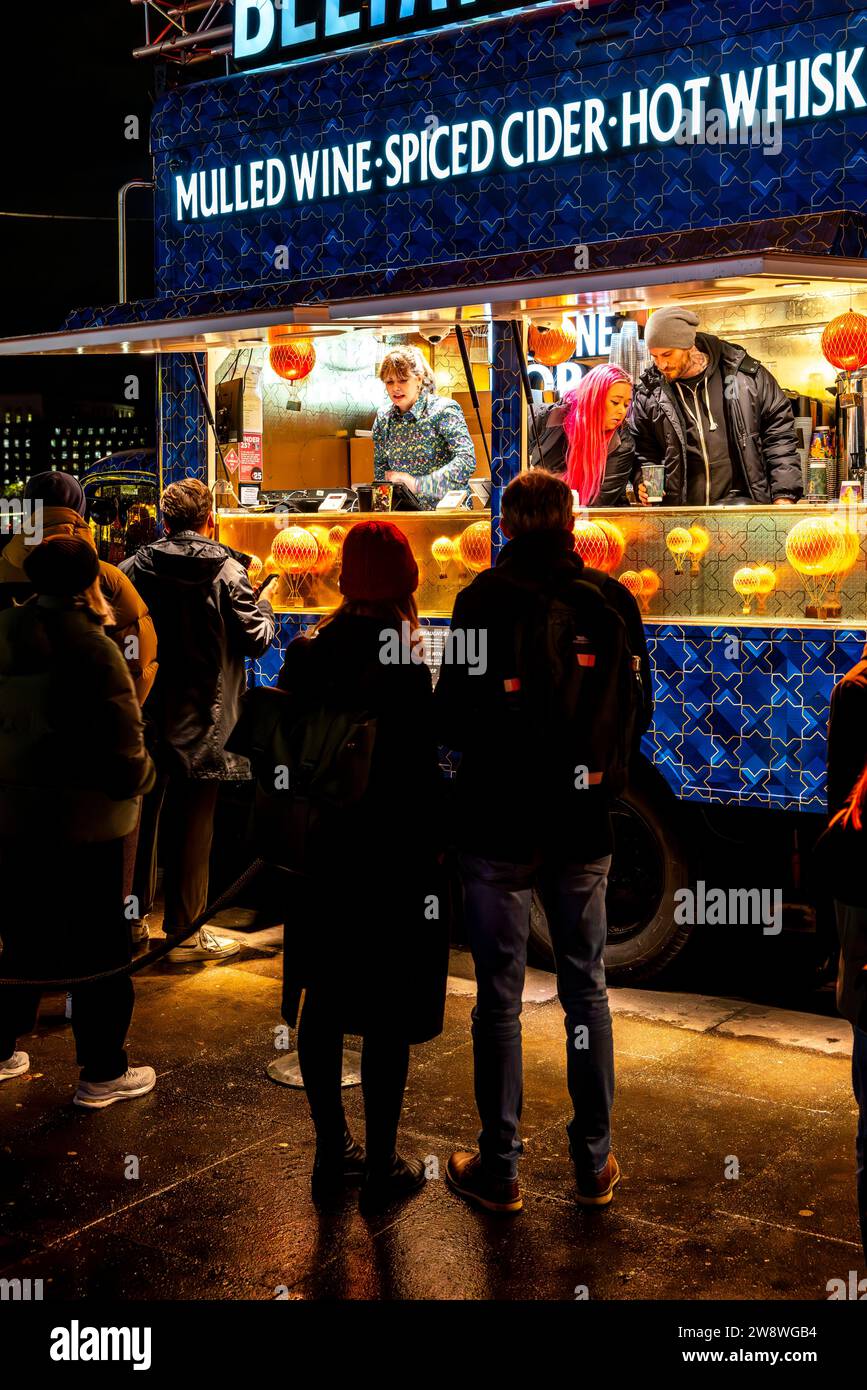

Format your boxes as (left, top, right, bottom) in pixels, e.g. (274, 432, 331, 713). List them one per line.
(0, 536, 157, 1108)
(630, 306, 803, 505)
(0, 470, 158, 705)
(120, 478, 275, 961)
(530, 377, 646, 507)
(275, 520, 448, 1207)
(823, 646, 867, 1259)
(434, 469, 652, 1215)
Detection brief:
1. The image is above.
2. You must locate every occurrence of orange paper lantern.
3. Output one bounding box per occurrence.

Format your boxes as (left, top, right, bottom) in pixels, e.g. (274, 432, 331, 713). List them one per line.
(733, 566, 762, 614)
(785, 517, 848, 576)
(832, 518, 860, 575)
(528, 323, 577, 367)
(328, 524, 348, 549)
(270, 339, 317, 382)
(246, 554, 264, 585)
(307, 525, 338, 575)
(431, 535, 455, 577)
(752, 564, 776, 612)
(594, 518, 626, 573)
(572, 519, 609, 572)
(665, 526, 693, 574)
(687, 524, 711, 575)
(618, 570, 643, 599)
(458, 520, 491, 573)
(639, 567, 660, 600)
(821, 312, 867, 372)
(272, 525, 319, 573)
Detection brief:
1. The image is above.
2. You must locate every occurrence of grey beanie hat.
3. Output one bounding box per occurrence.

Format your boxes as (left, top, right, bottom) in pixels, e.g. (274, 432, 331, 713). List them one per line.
(644, 306, 700, 351)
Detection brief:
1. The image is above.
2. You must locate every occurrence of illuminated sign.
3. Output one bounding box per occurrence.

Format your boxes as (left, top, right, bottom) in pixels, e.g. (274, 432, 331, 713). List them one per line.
(173, 47, 866, 223)
(233, 0, 573, 68)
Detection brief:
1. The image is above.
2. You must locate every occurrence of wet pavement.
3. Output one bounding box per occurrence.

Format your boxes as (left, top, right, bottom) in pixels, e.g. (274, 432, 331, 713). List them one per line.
(0, 914, 863, 1302)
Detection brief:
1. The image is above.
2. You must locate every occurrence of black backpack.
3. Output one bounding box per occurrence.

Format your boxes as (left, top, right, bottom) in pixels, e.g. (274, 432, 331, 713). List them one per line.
(529, 403, 568, 474)
(234, 680, 378, 873)
(500, 568, 643, 798)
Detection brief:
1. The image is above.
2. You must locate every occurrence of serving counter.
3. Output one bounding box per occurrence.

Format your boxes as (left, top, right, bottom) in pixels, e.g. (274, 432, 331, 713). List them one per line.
(217, 509, 491, 619)
(575, 503, 867, 627)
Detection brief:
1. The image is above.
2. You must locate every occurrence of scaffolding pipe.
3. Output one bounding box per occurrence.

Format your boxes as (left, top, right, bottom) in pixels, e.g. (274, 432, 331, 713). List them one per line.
(132, 23, 231, 58)
(118, 180, 154, 303)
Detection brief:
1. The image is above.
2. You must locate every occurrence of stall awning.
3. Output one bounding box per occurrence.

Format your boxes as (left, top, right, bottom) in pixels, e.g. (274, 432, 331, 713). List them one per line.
(2, 210, 866, 356)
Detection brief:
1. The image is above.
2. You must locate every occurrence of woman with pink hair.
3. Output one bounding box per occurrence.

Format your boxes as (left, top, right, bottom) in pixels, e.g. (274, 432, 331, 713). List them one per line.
(559, 364, 646, 507)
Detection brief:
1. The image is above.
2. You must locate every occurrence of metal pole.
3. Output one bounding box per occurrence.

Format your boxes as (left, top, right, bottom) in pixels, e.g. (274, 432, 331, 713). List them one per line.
(510, 319, 542, 461)
(454, 325, 492, 470)
(117, 180, 154, 303)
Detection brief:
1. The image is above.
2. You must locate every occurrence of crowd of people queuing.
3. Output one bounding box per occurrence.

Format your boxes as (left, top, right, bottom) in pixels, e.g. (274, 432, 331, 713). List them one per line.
(0, 311, 864, 1246)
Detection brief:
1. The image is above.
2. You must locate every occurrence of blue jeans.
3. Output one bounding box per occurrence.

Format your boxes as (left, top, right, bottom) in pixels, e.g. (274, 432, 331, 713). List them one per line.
(853, 1025, 867, 1262)
(459, 852, 614, 1181)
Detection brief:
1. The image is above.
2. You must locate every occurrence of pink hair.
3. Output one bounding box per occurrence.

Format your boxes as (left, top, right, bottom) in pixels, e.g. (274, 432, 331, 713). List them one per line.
(561, 364, 633, 505)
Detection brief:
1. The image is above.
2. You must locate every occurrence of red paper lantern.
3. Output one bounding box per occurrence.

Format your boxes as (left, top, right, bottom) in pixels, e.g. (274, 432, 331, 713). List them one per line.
(821, 312, 867, 372)
(528, 324, 577, 367)
(270, 339, 317, 382)
(572, 519, 609, 571)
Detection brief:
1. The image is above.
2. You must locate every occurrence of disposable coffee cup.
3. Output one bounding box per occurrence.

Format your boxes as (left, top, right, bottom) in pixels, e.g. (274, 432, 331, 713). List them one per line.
(372, 482, 394, 511)
(643, 464, 665, 504)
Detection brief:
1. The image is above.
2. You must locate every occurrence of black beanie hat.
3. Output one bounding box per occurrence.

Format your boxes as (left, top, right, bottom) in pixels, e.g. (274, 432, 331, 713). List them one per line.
(23, 536, 101, 597)
(24, 470, 87, 516)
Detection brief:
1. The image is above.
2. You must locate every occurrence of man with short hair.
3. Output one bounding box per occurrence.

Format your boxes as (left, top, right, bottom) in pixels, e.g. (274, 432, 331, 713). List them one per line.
(434, 469, 651, 1213)
(631, 305, 802, 505)
(121, 478, 275, 961)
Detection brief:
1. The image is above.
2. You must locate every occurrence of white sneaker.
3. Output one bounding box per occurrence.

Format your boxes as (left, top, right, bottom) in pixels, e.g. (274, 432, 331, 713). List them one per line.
(166, 928, 241, 963)
(0, 1051, 30, 1082)
(131, 917, 150, 945)
(73, 1065, 156, 1109)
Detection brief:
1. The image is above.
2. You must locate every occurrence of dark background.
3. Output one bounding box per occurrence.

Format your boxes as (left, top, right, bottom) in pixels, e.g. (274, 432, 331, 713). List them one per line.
(0, 1, 173, 414)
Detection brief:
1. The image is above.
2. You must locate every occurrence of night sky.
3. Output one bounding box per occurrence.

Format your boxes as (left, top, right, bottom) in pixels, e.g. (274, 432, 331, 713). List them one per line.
(0, 1, 183, 408)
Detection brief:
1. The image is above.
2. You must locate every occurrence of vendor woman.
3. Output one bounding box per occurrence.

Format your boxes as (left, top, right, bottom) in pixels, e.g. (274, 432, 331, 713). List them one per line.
(373, 346, 476, 507)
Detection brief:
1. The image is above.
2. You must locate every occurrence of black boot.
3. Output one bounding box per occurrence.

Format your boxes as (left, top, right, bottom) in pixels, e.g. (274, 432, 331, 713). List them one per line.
(359, 1155, 427, 1211)
(311, 1129, 366, 1203)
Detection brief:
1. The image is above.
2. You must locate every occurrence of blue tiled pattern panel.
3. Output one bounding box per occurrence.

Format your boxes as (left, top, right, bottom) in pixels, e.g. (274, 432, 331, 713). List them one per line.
(64, 211, 867, 332)
(248, 614, 451, 685)
(149, 1, 867, 298)
(158, 354, 208, 486)
(643, 624, 867, 811)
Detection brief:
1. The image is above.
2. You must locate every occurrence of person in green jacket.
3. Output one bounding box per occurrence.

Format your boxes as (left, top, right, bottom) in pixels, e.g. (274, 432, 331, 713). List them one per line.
(0, 536, 157, 1109)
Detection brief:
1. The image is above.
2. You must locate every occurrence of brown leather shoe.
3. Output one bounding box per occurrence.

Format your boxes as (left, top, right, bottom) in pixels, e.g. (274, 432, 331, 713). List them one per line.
(575, 1153, 621, 1206)
(446, 1151, 523, 1213)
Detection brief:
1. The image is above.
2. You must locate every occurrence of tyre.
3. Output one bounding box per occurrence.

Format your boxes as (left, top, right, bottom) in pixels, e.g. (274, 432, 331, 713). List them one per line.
(528, 762, 691, 983)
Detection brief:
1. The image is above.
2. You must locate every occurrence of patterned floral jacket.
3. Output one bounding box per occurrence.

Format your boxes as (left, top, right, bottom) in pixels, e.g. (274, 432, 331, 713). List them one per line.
(372, 392, 476, 507)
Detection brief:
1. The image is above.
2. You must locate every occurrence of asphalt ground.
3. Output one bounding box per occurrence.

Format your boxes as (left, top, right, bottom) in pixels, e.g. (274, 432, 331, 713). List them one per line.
(0, 913, 862, 1303)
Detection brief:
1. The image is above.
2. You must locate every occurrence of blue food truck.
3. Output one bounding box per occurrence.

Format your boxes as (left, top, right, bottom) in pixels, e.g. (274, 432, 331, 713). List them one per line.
(3, 0, 867, 978)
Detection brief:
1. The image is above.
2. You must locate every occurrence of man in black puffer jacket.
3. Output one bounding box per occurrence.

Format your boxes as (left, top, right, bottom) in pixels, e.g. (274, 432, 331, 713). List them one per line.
(630, 306, 803, 506)
(435, 470, 652, 1217)
(121, 478, 275, 962)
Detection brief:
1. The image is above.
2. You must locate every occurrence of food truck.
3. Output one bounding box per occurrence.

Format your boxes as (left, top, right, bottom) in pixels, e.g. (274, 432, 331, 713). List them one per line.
(3, 0, 867, 979)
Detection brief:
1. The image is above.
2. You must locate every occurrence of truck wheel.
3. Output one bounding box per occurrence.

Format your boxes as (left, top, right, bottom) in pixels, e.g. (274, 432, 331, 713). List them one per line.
(528, 764, 691, 983)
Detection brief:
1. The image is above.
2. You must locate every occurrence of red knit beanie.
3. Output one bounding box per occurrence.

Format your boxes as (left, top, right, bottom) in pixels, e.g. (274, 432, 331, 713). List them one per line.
(339, 520, 419, 602)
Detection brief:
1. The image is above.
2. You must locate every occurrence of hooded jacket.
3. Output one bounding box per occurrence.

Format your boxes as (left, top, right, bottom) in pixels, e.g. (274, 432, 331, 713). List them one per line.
(629, 334, 803, 505)
(0, 598, 155, 842)
(121, 532, 275, 779)
(0, 507, 158, 706)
